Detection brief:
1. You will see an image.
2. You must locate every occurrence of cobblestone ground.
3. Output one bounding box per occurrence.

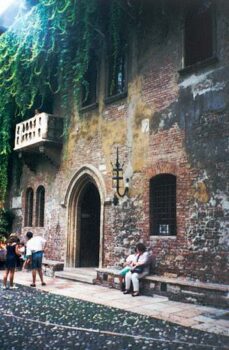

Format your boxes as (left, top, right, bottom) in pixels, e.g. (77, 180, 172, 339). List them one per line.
(0, 284, 228, 350)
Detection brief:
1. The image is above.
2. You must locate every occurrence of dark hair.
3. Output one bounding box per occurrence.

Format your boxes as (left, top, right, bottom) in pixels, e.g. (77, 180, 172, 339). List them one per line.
(26, 231, 33, 239)
(7, 236, 20, 244)
(136, 243, 146, 253)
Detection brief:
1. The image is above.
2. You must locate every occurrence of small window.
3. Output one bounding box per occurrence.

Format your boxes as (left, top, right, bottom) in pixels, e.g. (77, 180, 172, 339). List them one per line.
(25, 188, 33, 227)
(150, 174, 176, 236)
(107, 52, 126, 97)
(184, 0, 214, 67)
(35, 186, 45, 227)
(82, 51, 98, 107)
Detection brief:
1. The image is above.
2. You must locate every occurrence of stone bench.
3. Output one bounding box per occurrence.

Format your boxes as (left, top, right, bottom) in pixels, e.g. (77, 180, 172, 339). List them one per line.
(42, 259, 64, 277)
(95, 268, 229, 308)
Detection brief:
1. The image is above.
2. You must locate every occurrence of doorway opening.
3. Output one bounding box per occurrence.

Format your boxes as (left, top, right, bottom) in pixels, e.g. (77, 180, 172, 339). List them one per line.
(78, 182, 100, 267)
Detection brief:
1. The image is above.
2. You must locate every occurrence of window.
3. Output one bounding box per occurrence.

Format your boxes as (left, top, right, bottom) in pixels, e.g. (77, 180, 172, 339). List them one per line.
(107, 52, 126, 97)
(35, 186, 45, 227)
(150, 174, 176, 236)
(184, 0, 214, 67)
(81, 51, 98, 107)
(25, 188, 33, 227)
(107, 33, 127, 102)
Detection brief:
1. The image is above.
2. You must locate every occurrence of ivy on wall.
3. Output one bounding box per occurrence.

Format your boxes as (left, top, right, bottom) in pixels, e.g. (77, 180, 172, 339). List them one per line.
(0, 0, 136, 204)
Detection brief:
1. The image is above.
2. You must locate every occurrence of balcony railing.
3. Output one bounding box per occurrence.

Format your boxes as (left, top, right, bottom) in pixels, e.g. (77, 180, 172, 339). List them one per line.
(14, 112, 63, 151)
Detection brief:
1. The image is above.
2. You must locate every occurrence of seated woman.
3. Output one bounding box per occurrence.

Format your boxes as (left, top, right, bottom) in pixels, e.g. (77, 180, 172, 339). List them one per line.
(118, 248, 138, 291)
(124, 242, 150, 297)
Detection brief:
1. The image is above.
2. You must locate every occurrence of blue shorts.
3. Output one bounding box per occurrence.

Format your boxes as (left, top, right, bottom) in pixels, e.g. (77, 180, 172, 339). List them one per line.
(31, 251, 43, 269)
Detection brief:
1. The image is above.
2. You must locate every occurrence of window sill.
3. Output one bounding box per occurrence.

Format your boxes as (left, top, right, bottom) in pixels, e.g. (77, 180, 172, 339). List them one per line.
(80, 102, 98, 113)
(178, 56, 218, 77)
(104, 91, 127, 105)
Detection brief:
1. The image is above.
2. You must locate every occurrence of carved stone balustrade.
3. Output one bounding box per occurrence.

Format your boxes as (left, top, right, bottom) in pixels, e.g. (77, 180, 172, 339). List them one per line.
(14, 112, 63, 170)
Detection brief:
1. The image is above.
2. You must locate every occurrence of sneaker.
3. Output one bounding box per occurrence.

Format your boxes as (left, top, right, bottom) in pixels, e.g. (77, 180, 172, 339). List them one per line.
(9, 285, 18, 290)
(41, 282, 46, 286)
(2, 286, 7, 290)
(30, 284, 36, 287)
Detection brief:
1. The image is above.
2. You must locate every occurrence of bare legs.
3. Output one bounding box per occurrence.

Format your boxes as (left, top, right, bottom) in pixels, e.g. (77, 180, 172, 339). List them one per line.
(31, 268, 45, 285)
(3, 268, 15, 287)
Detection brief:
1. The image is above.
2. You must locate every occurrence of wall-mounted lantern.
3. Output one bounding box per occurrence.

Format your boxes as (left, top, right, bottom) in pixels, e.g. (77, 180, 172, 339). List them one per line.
(111, 147, 129, 205)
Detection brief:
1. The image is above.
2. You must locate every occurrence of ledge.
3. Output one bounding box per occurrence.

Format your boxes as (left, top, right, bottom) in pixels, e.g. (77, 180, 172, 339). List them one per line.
(96, 268, 229, 292)
(145, 275, 229, 292)
(80, 102, 99, 113)
(178, 56, 218, 77)
(104, 91, 127, 105)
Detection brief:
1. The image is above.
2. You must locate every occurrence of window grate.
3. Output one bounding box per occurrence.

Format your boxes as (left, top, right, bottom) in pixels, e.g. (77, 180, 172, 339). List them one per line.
(150, 174, 176, 236)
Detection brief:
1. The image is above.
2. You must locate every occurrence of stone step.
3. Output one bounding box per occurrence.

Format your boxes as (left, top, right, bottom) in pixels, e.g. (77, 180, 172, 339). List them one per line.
(55, 268, 97, 284)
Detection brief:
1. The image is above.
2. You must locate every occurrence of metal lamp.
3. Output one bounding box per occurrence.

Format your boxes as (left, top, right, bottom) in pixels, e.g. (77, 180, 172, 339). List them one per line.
(111, 147, 129, 205)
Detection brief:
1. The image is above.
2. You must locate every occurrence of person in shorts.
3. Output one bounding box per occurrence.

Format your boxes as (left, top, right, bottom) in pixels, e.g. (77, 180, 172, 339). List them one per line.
(2, 235, 20, 289)
(26, 231, 46, 287)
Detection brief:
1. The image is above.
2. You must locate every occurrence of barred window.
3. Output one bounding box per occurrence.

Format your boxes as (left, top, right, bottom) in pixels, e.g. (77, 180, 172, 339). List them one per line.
(25, 188, 33, 227)
(150, 174, 176, 236)
(35, 186, 45, 227)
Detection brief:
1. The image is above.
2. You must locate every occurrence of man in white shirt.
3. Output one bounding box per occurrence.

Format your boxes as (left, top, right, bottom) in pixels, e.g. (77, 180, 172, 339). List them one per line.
(26, 231, 46, 287)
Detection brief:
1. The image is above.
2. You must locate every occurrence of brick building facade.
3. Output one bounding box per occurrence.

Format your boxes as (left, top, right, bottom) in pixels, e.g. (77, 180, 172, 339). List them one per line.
(9, 0, 228, 285)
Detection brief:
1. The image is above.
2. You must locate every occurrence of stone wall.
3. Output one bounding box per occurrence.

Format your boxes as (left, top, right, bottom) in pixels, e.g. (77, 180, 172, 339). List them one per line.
(10, 1, 229, 284)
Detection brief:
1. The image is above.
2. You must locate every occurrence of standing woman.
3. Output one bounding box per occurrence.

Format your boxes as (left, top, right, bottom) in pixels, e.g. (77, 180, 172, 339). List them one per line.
(2, 235, 20, 289)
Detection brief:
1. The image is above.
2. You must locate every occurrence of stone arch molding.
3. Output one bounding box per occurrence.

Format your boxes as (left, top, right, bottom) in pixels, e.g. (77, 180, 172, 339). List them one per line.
(64, 165, 106, 268)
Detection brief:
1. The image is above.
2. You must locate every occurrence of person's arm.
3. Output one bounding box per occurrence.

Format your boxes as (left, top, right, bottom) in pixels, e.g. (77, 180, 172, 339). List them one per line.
(26, 243, 32, 262)
(15, 244, 21, 256)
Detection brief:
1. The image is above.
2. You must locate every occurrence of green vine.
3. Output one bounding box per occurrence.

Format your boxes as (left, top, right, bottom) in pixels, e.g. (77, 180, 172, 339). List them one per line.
(0, 0, 135, 204)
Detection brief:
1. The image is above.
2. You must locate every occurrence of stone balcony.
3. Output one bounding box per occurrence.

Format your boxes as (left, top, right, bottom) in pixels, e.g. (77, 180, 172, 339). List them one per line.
(14, 112, 63, 169)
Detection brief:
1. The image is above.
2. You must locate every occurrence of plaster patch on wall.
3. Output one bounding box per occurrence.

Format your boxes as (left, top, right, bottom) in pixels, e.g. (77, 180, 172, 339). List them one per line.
(99, 164, 106, 172)
(192, 80, 225, 100)
(179, 68, 225, 99)
(215, 191, 229, 210)
(179, 70, 215, 89)
(193, 181, 210, 203)
(12, 196, 22, 209)
(141, 118, 149, 133)
(118, 105, 125, 111)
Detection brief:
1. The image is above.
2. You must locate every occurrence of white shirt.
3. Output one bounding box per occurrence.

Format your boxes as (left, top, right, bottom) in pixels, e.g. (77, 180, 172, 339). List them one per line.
(136, 251, 150, 274)
(126, 254, 137, 264)
(26, 236, 46, 256)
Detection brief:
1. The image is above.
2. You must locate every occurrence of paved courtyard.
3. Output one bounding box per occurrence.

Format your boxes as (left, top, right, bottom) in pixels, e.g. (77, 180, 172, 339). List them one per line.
(0, 271, 228, 349)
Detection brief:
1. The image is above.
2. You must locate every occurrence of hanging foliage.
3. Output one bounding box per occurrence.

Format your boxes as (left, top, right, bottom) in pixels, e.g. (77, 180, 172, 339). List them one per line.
(0, 0, 139, 204)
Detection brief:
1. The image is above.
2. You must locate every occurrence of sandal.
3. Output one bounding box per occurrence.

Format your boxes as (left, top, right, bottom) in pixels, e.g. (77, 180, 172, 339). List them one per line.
(30, 284, 36, 287)
(132, 291, 140, 297)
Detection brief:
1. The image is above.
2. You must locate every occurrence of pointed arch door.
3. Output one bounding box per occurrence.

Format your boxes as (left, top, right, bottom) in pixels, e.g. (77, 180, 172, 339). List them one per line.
(78, 182, 100, 267)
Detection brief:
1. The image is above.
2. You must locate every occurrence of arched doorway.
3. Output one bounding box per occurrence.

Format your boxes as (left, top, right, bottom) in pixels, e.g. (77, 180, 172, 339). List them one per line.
(78, 182, 100, 267)
(64, 165, 106, 268)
